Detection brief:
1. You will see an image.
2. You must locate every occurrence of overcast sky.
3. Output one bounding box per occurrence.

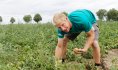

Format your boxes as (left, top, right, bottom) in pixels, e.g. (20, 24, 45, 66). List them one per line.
(0, 0, 118, 24)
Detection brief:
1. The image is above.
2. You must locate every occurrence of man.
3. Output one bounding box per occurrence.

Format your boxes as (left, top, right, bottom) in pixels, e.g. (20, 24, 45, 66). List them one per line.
(53, 9, 101, 66)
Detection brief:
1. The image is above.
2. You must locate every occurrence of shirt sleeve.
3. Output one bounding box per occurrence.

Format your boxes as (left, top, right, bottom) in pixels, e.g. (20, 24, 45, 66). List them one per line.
(57, 29, 65, 38)
(83, 21, 92, 32)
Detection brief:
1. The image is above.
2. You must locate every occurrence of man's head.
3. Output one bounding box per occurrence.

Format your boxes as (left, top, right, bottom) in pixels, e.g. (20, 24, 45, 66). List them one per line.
(53, 12, 72, 32)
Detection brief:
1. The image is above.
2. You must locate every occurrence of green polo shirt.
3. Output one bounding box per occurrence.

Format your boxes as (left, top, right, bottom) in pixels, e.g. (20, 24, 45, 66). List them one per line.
(57, 9, 96, 38)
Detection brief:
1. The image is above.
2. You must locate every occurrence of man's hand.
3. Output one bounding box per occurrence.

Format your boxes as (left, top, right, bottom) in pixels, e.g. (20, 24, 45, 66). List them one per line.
(73, 48, 87, 54)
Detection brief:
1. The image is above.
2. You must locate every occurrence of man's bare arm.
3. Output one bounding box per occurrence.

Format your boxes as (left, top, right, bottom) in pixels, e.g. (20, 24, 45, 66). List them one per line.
(57, 38, 64, 47)
(73, 27, 95, 53)
(55, 38, 64, 59)
(83, 27, 95, 52)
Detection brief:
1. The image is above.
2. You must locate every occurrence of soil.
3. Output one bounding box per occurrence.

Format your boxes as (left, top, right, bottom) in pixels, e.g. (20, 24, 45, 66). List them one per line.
(101, 49, 118, 70)
(64, 49, 118, 70)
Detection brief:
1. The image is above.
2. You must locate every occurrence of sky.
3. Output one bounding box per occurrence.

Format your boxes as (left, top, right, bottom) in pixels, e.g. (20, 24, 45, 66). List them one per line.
(0, 0, 118, 24)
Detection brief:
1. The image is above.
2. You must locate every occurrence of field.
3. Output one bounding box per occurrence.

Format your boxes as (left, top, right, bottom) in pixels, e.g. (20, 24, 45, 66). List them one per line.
(0, 21, 118, 70)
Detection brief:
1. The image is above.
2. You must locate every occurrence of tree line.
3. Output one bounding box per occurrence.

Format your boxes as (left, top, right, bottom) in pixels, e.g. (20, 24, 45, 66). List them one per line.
(0, 13, 42, 24)
(0, 8, 118, 24)
(96, 8, 118, 21)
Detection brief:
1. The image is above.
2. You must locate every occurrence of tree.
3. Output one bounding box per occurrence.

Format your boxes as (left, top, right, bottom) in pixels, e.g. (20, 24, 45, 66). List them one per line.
(10, 17, 15, 24)
(96, 9, 107, 21)
(107, 8, 118, 21)
(116, 11, 118, 21)
(0, 16, 2, 23)
(33, 13, 42, 23)
(23, 15, 32, 23)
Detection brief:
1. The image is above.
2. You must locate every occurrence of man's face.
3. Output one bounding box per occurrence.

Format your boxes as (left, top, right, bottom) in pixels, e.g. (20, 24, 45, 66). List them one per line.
(57, 22, 70, 32)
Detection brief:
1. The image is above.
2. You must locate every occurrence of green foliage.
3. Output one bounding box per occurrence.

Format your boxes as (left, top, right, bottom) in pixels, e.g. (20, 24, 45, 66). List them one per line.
(0, 21, 117, 69)
(33, 13, 42, 23)
(96, 8, 118, 21)
(98, 21, 118, 54)
(107, 8, 118, 21)
(96, 9, 107, 21)
(10, 17, 15, 24)
(23, 15, 32, 23)
(0, 16, 2, 23)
